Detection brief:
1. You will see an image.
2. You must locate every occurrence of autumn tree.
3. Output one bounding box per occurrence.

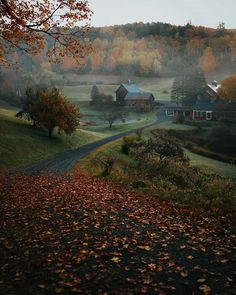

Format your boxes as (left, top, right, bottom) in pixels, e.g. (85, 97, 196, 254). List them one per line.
(218, 75, 236, 101)
(37, 88, 80, 137)
(0, 0, 92, 65)
(198, 47, 217, 73)
(17, 87, 80, 137)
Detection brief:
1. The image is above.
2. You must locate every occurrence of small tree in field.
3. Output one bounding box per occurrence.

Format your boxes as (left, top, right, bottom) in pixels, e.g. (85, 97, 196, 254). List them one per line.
(37, 88, 80, 137)
(103, 106, 125, 128)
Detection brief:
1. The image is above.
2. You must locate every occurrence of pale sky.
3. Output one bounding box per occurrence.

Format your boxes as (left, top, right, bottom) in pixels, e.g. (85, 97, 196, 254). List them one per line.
(88, 0, 236, 29)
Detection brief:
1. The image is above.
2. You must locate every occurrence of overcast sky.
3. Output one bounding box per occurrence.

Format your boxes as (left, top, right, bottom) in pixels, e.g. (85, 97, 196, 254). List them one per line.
(88, 0, 236, 29)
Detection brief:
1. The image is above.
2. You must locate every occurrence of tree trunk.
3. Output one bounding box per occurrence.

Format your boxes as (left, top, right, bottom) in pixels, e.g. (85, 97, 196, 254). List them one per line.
(48, 127, 54, 137)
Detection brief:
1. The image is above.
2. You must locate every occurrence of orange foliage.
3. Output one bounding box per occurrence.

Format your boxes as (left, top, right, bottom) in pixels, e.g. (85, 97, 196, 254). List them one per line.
(0, 0, 92, 65)
(218, 75, 236, 100)
(90, 52, 104, 73)
(198, 47, 216, 73)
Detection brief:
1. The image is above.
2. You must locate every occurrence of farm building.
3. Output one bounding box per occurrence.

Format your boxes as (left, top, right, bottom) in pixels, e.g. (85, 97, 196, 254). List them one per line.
(198, 80, 221, 101)
(166, 102, 215, 121)
(116, 82, 155, 109)
(213, 102, 236, 122)
(166, 101, 236, 122)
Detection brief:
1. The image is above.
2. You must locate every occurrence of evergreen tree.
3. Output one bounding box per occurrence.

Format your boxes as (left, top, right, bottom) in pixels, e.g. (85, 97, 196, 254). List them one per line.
(171, 65, 206, 105)
(90, 85, 99, 104)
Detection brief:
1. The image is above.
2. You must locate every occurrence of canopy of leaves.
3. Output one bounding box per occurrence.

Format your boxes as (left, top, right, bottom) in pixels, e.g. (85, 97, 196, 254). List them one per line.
(37, 87, 80, 136)
(218, 75, 236, 100)
(0, 0, 92, 65)
(17, 87, 80, 137)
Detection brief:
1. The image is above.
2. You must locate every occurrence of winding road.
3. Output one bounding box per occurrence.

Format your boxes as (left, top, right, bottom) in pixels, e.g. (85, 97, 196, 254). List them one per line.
(16, 107, 169, 175)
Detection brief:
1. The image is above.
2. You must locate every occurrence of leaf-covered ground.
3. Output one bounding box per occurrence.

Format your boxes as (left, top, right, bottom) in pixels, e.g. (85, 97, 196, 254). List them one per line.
(0, 172, 235, 294)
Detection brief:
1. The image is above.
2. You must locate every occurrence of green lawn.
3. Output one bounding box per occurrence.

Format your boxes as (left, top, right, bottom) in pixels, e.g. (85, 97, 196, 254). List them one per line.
(155, 121, 195, 130)
(0, 107, 102, 171)
(80, 109, 158, 136)
(63, 76, 173, 103)
(184, 149, 236, 178)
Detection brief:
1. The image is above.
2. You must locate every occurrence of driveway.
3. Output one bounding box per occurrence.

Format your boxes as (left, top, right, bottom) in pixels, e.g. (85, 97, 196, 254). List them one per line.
(16, 108, 170, 175)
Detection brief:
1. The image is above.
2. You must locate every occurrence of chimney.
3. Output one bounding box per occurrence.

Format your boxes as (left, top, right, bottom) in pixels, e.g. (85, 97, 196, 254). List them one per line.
(211, 80, 218, 87)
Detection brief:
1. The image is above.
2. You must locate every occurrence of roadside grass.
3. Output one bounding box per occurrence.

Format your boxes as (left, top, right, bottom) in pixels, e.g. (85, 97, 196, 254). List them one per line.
(0, 107, 102, 171)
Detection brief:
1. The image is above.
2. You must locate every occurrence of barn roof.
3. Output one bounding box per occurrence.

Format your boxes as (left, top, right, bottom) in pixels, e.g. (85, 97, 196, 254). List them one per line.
(121, 83, 141, 93)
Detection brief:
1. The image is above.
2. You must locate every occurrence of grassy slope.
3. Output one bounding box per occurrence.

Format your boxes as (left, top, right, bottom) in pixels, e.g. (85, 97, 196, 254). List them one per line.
(78, 125, 236, 178)
(0, 107, 102, 171)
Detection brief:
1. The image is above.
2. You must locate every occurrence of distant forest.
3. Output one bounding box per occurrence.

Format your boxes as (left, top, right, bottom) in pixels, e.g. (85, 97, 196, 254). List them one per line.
(12, 21, 236, 76)
(1, 21, 236, 104)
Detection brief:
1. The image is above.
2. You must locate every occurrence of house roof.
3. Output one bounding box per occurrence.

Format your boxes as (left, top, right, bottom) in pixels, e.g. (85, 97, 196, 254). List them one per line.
(192, 102, 215, 111)
(121, 83, 141, 93)
(207, 83, 221, 94)
(167, 102, 215, 112)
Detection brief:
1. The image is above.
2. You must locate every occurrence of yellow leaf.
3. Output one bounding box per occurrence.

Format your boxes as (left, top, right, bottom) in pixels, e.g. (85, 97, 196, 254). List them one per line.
(180, 271, 188, 278)
(197, 278, 206, 283)
(199, 284, 211, 294)
(111, 257, 120, 263)
(138, 245, 151, 251)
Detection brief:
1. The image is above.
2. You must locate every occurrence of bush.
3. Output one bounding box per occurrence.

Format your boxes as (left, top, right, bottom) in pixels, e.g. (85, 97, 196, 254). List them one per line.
(175, 113, 185, 124)
(121, 135, 139, 155)
(93, 154, 115, 177)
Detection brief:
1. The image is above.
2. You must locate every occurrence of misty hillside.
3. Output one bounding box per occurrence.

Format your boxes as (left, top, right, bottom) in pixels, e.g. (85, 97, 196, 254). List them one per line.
(7, 21, 236, 76)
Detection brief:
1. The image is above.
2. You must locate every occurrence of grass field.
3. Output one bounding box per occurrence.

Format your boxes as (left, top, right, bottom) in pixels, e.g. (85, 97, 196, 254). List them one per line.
(184, 149, 236, 178)
(63, 76, 173, 103)
(0, 107, 102, 171)
(81, 109, 158, 136)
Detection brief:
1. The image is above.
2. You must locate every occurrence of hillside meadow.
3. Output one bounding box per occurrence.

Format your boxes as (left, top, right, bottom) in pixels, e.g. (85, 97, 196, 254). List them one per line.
(0, 105, 102, 171)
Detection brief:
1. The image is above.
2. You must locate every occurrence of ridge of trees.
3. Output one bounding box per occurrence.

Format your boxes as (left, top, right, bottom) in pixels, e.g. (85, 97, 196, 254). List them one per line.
(32, 21, 236, 76)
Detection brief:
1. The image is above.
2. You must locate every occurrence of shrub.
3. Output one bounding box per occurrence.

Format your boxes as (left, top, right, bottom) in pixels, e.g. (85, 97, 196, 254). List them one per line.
(175, 113, 185, 124)
(121, 135, 139, 155)
(93, 154, 115, 177)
